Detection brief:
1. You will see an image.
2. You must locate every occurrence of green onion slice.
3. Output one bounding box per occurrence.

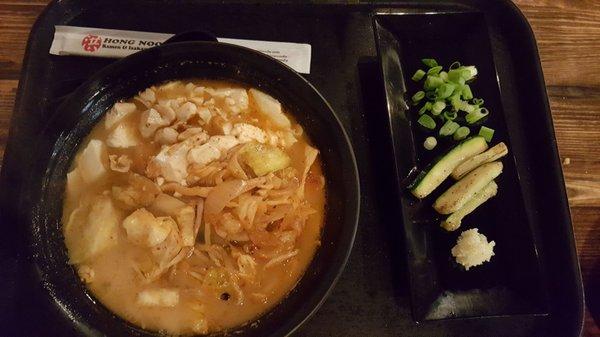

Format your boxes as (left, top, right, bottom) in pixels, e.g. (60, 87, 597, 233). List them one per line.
(412, 91, 425, 103)
(419, 101, 432, 115)
(461, 84, 473, 100)
(447, 69, 466, 85)
(439, 120, 460, 136)
(431, 101, 446, 115)
(463, 66, 478, 81)
(449, 94, 464, 111)
(443, 110, 457, 121)
(417, 114, 436, 130)
(453, 126, 471, 141)
(450, 61, 461, 69)
(465, 107, 490, 124)
(424, 91, 436, 100)
(427, 66, 443, 76)
(478, 126, 495, 142)
(412, 69, 426, 82)
(424, 136, 437, 150)
(424, 75, 444, 90)
(422, 58, 438, 68)
(462, 103, 477, 113)
(436, 83, 456, 100)
(472, 98, 484, 106)
(439, 71, 448, 82)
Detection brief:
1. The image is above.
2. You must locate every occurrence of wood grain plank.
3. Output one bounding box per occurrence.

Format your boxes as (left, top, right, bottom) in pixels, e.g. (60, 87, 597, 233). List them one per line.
(546, 86, 600, 210)
(567, 180, 600, 207)
(0, 79, 17, 163)
(515, 0, 600, 10)
(0, 3, 45, 79)
(514, 0, 600, 87)
(0, 0, 49, 5)
(572, 206, 600, 337)
(550, 86, 600, 159)
(572, 207, 600, 269)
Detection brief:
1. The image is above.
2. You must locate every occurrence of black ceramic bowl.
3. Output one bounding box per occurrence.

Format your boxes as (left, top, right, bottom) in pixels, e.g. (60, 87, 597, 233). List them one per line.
(21, 40, 359, 336)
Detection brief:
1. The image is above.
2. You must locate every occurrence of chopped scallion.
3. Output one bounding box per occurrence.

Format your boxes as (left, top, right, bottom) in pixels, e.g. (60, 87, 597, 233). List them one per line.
(479, 126, 495, 142)
(412, 91, 425, 103)
(432, 101, 446, 115)
(439, 120, 460, 136)
(424, 75, 444, 90)
(453, 126, 471, 141)
(427, 66, 443, 76)
(446, 66, 478, 84)
(417, 114, 436, 130)
(461, 103, 477, 113)
(436, 83, 456, 99)
(424, 136, 437, 150)
(422, 58, 438, 68)
(465, 107, 490, 124)
(449, 95, 476, 113)
(449, 94, 464, 111)
(439, 71, 448, 82)
(418, 101, 432, 115)
(472, 98, 484, 106)
(412, 69, 426, 81)
(409, 60, 491, 146)
(425, 90, 437, 100)
(461, 85, 473, 100)
(450, 61, 461, 69)
(463, 66, 478, 80)
(460, 68, 472, 81)
(447, 69, 464, 83)
(443, 110, 457, 121)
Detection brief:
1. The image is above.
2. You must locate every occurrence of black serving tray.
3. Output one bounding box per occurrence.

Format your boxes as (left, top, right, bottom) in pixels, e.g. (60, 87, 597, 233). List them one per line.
(0, 1, 583, 337)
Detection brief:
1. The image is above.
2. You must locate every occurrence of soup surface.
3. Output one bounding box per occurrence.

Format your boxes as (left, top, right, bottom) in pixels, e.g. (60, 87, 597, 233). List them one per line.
(62, 80, 325, 335)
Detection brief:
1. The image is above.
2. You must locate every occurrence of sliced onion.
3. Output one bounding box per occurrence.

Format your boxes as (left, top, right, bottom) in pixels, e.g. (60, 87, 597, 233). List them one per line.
(227, 145, 250, 180)
(204, 179, 248, 218)
(194, 199, 204, 238)
(298, 145, 319, 197)
(248, 229, 281, 248)
(149, 193, 187, 216)
(161, 183, 212, 197)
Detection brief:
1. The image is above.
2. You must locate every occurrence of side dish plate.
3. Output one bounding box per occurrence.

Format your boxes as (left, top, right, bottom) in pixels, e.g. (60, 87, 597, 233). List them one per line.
(374, 5, 583, 335)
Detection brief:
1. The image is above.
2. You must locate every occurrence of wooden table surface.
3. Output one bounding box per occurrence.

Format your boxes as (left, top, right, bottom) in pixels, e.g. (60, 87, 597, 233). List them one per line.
(0, 0, 598, 336)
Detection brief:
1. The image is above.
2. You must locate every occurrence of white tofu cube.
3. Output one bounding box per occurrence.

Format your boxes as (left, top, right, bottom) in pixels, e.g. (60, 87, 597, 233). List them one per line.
(105, 102, 137, 130)
(122, 208, 173, 247)
(231, 123, 266, 143)
(106, 124, 139, 148)
(78, 196, 120, 261)
(248, 89, 290, 129)
(77, 139, 107, 184)
(140, 108, 169, 138)
(137, 288, 179, 307)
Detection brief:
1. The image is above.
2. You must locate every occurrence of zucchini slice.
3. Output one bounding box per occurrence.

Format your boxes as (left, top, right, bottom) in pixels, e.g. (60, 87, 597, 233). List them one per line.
(441, 180, 498, 231)
(433, 161, 503, 215)
(410, 136, 488, 199)
(451, 142, 508, 180)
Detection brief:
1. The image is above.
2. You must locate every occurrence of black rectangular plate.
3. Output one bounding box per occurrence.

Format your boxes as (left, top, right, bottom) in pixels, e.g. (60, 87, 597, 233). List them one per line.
(0, 1, 583, 336)
(374, 11, 548, 320)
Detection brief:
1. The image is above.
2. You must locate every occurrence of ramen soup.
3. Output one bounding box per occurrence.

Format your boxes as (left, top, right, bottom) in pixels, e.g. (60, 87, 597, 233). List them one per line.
(62, 80, 325, 335)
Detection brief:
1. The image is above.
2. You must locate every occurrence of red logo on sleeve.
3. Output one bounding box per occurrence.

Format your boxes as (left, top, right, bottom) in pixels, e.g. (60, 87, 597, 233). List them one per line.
(81, 35, 103, 52)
